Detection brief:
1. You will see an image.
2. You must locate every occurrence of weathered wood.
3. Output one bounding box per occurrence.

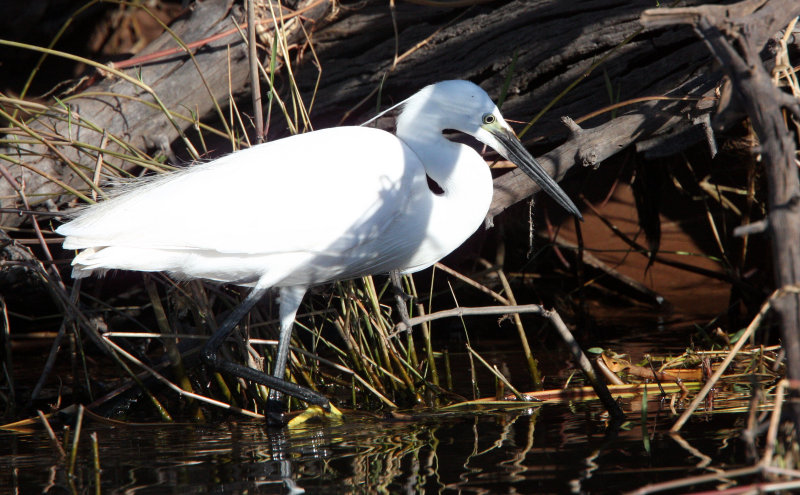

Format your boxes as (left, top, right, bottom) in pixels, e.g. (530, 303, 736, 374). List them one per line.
(296, 0, 726, 223)
(299, 0, 719, 133)
(1, 0, 243, 214)
(486, 83, 718, 224)
(0, 0, 331, 226)
(0, 0, 737, 229)
(642, 0, 800, 432)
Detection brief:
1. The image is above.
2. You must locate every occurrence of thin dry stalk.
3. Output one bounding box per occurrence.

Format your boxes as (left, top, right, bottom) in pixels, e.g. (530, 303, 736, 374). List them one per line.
(91, 431, 100, 495)
(761, 378, 800, 467)
(246, 0, 264, 142)
(1, 296, 13, 410)
(67, 404, 84, 478)
(101, 334, 259, 419)
(477, 258, 541, 388)
(672, 285, 800, 432)
(466, 344, 525, 400)
(143, 277, 201, 418)
(435, 262, 509, 304)
(277, 342, 399, 408)
(37, 410, 66, 460)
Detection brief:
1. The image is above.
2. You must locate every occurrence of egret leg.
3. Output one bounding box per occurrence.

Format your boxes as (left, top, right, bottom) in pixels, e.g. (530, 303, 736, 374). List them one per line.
(201, 285, 329, 421)
(266, 286, 307, 425)
(390, 270, 413, 333)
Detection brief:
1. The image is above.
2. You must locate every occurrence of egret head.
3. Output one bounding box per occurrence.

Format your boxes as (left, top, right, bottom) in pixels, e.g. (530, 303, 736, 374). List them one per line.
(394, 80, 582, 219)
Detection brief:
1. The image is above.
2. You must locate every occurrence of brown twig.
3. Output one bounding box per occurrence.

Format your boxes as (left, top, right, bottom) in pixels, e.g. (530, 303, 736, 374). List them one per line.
(643, 0, 800, 432)
(671, 285, 800, 432)
(246, 0, 264, 143)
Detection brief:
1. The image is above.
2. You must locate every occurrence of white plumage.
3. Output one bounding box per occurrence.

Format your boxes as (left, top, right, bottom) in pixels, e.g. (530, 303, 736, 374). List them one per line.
(59, 126, 486, 285)
(57, 80, 581, 422)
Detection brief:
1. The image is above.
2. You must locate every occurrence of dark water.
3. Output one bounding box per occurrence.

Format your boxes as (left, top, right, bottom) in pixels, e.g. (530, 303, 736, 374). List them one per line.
(2, 309, 759, 493)
(1, 398, 747, 494)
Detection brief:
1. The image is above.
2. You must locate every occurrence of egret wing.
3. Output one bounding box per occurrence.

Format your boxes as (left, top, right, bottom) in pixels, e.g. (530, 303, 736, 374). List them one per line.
(59, 127, 426, 260)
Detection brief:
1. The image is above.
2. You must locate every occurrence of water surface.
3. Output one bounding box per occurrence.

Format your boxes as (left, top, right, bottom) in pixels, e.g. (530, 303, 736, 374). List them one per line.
(1, 397, 747, 494)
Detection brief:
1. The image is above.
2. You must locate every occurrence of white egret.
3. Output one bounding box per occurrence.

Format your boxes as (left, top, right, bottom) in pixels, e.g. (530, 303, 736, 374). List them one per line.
(57, 80, 581, 424)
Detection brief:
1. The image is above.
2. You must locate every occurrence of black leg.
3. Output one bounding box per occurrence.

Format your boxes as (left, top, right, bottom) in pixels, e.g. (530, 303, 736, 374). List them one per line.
(390, 270, 413, 333)
(200, 285, 330, 425)
(265, 286, 307, 425)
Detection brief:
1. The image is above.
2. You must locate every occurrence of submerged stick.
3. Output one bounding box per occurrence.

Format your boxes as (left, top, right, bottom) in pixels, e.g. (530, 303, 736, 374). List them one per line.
(546, 311, 624, 420)
(393, 303, 625, 419)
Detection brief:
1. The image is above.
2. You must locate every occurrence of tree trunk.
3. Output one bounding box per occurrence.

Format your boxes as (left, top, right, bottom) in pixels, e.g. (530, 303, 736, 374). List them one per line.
(2, 0, 734, 229)
(643, 0, 800, 432)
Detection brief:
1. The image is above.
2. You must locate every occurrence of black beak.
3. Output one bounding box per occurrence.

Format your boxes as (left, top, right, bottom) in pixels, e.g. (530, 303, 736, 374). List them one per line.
(493, 127, 582, 220)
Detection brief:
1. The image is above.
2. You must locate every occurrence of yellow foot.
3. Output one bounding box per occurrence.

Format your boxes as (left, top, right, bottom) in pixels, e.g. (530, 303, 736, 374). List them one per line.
(287, 404, 345, 427)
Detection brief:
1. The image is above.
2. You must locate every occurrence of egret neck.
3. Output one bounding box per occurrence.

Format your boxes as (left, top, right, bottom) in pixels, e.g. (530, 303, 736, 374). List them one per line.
(393, 88, 494, 268)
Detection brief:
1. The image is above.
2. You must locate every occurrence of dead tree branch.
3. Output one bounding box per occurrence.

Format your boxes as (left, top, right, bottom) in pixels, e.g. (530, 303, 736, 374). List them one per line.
(643, 0, 800, 432)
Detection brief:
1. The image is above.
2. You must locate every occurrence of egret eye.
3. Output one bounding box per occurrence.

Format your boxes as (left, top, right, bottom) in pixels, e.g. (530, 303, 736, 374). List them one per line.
(55, 79, 581, 425)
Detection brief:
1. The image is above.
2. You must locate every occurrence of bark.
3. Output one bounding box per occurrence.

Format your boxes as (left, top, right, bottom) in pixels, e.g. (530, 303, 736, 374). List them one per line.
(2, 0, 730, 229)
(643, 0, 800, 432)
(0, 0, 329, 225)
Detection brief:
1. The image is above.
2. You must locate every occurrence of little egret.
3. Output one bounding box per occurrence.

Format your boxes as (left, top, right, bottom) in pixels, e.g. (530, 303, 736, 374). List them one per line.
(57, 80, 581, 424)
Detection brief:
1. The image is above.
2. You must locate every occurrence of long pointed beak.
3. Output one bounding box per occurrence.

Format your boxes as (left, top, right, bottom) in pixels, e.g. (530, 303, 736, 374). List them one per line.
(491, 126, 582, 220)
